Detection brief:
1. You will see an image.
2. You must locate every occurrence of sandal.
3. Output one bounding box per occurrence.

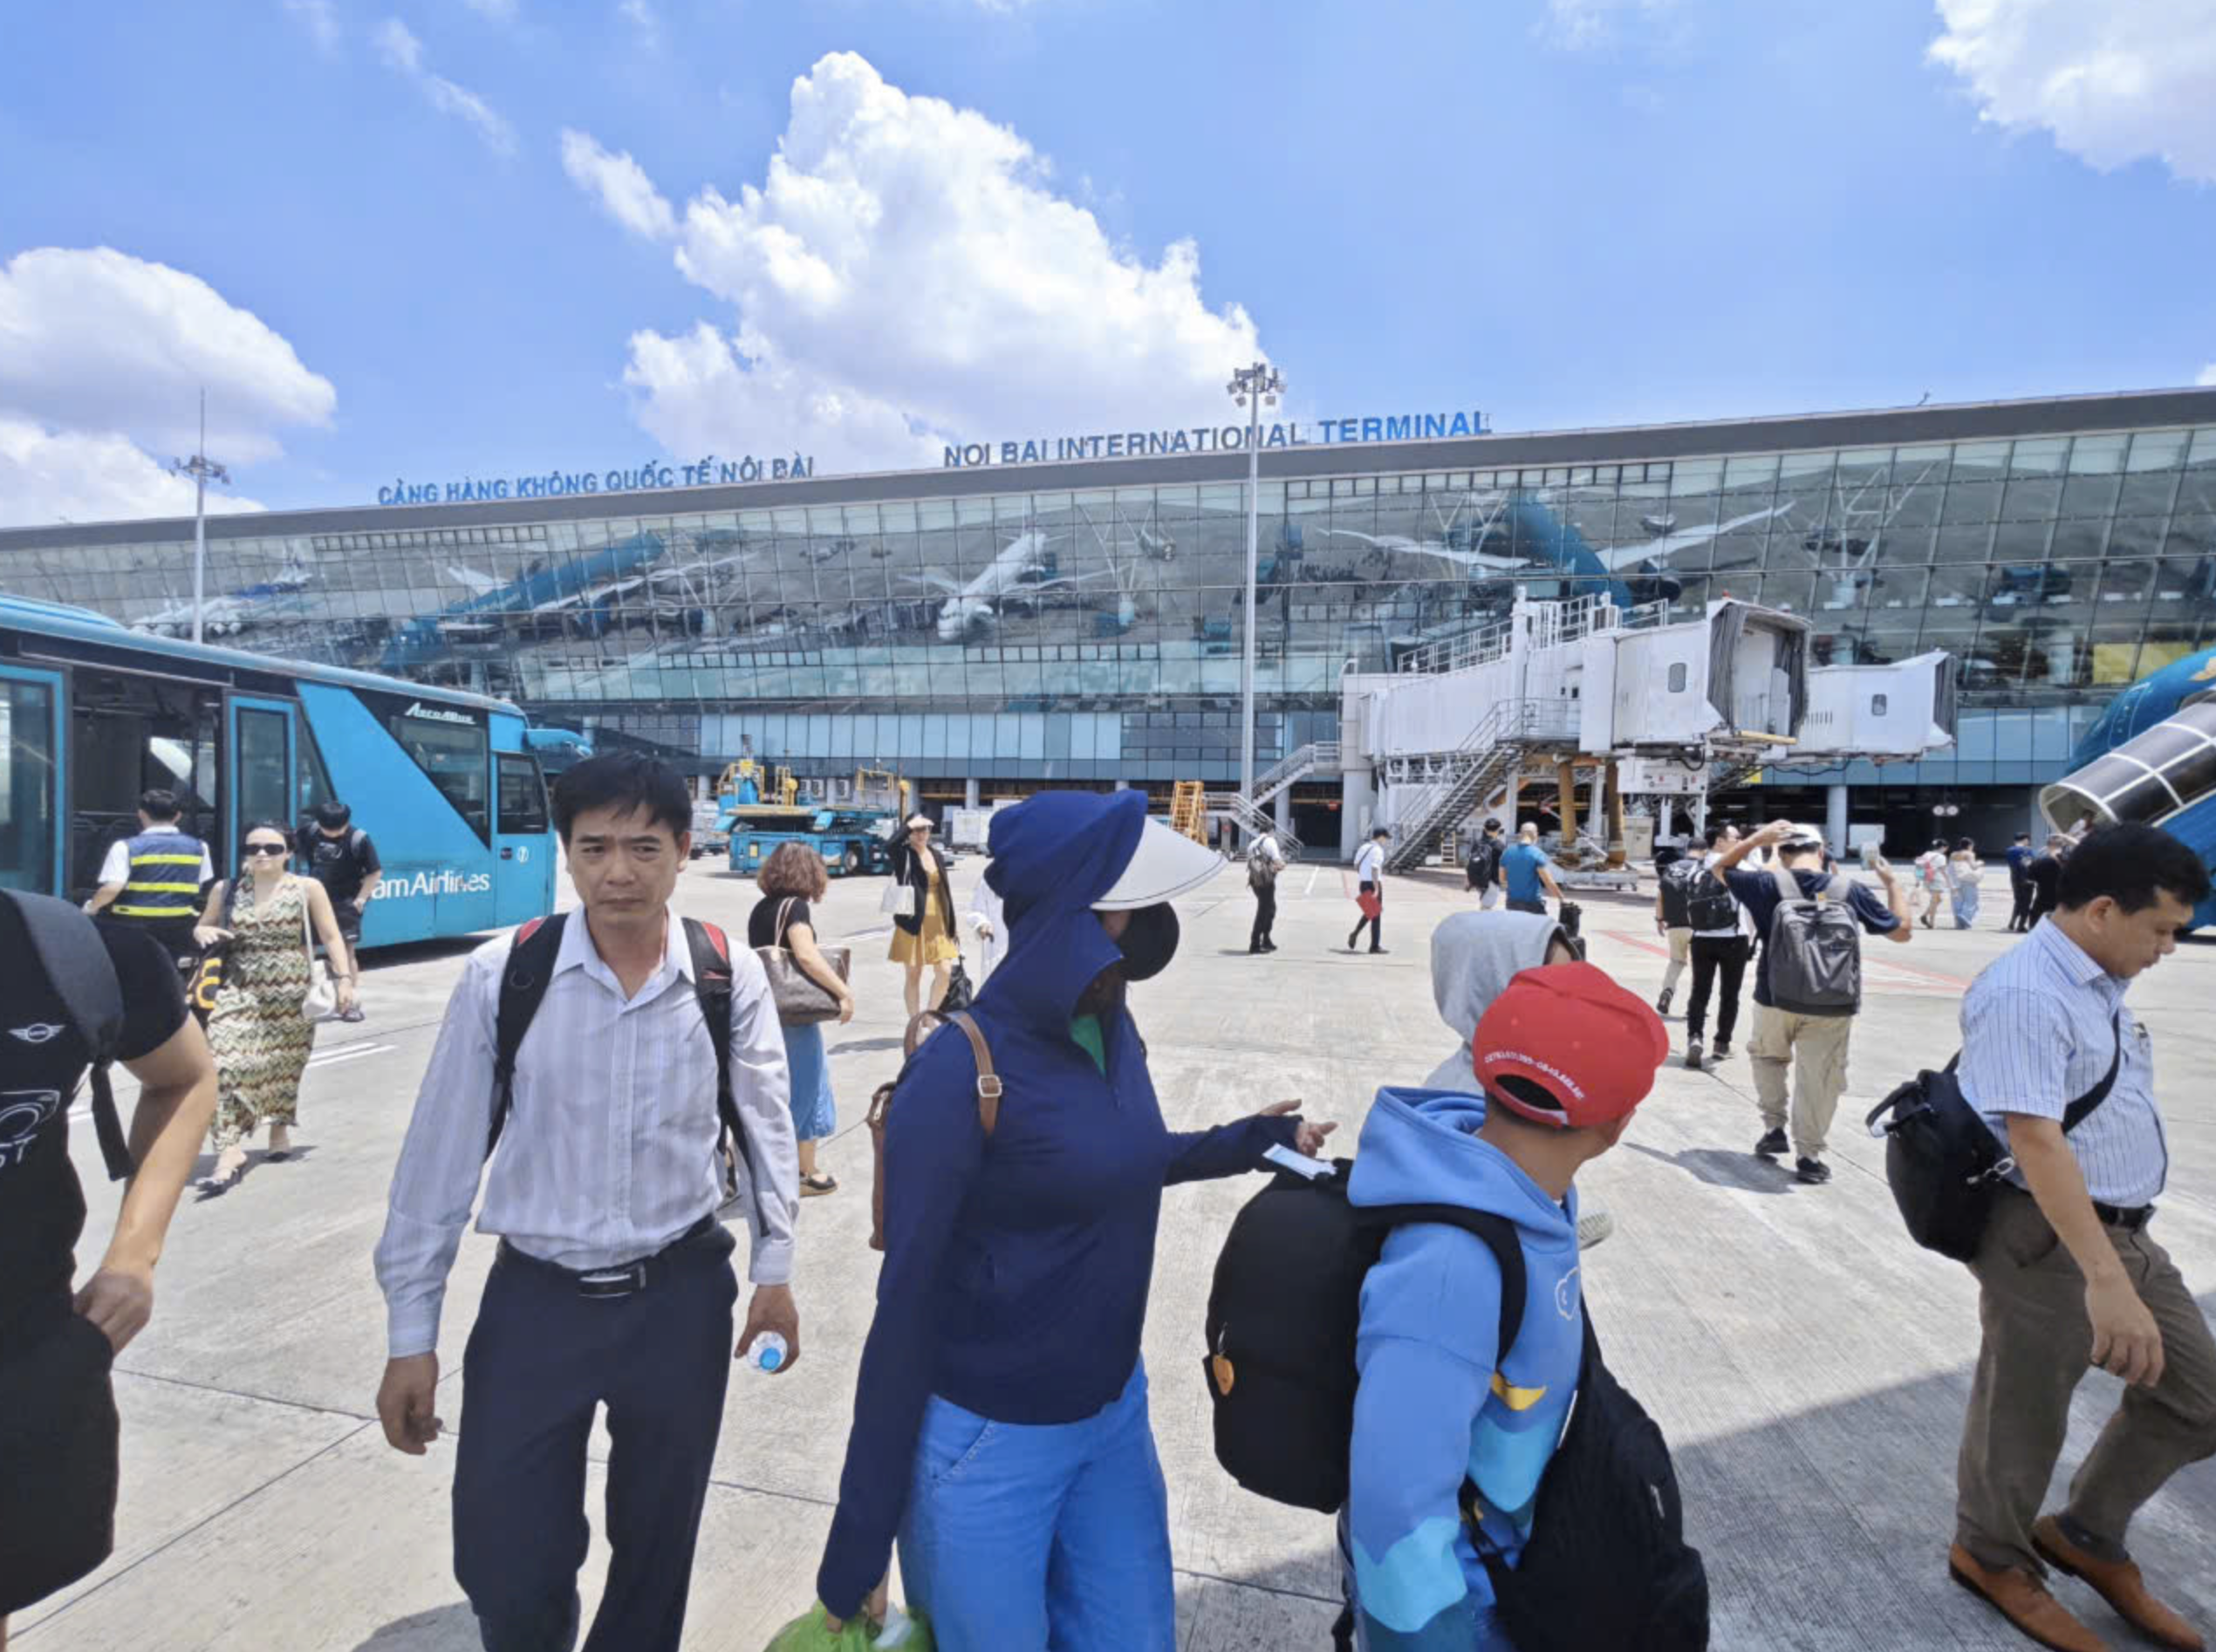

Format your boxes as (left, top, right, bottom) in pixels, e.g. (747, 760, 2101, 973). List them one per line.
(801, 1172, 839, 1196)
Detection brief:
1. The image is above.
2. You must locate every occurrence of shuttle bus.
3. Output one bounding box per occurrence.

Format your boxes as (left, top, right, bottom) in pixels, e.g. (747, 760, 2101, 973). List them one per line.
(0, 595, 557, 947)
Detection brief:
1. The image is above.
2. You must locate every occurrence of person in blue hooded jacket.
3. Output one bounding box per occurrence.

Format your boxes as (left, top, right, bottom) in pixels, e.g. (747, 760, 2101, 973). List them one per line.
(815, 789, 1335, 1649)
(1344, 960, 1668, 1650)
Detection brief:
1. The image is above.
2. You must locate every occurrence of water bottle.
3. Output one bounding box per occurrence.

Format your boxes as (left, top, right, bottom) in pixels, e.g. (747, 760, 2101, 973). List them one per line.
(747, 1331, 788, 1374)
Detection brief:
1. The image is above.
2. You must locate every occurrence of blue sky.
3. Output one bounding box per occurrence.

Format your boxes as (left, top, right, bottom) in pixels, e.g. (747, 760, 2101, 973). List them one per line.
(2, 0, 2212, 525)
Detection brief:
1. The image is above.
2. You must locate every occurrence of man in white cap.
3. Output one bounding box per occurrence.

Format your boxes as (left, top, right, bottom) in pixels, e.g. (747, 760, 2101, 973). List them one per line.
(1705, 820, 1911, 1184)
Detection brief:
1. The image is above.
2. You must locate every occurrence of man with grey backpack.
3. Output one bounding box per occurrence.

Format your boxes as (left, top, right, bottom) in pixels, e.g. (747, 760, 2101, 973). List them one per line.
(1706, 821, 1912, 1184)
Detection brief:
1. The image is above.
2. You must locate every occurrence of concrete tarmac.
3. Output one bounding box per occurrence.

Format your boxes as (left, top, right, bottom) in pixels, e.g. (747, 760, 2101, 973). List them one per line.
(18, 857, 2216, 1650)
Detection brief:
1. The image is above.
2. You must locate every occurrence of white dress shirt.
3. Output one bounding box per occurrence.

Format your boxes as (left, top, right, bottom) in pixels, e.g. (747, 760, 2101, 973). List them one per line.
(373, 910, 797, 1358)
(1355, 841, 1385, 883)
(1960, 919, 2166, 1208)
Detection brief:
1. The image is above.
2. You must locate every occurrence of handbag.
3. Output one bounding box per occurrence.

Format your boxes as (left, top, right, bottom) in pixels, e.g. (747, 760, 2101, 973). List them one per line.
(879, 881, 917, 919)
(298, 882, 340, 1023)
(939, 957, 975, 1014)
(758, 898, 848, 1026)
(1865, 1014, 2121, 1261)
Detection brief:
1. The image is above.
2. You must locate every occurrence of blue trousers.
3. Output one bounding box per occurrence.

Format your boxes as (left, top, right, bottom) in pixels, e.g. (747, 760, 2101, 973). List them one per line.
(898, 1361, 1174, 1651)
(1953, 883, 1981, 928)
(451, 1225, 737, 1652)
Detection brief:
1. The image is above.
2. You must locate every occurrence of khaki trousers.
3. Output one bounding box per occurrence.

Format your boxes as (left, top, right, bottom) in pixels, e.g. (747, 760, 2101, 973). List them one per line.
(1747, 1003, 1854, 1160)
(1956, 1190, 2216, 1573)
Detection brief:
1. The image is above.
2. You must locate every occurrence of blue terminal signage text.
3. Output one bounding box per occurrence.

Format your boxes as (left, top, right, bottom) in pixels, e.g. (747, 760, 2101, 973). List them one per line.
(942, 411, 1489, 469)
(375, 452, 816, 508)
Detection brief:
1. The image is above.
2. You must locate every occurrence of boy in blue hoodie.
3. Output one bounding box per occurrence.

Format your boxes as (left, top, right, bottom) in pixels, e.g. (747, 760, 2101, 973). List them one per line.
(1346, 960, 1668, 1650)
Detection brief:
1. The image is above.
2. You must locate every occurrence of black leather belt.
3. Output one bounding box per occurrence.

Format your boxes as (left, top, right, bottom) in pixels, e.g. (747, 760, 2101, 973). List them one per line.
(2094, 1201, 2154, 1232)
(496, 1214, 721, 1299)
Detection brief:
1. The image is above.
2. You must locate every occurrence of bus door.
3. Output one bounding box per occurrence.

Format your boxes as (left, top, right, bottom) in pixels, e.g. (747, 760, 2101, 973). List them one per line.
(229, 695, 299, 859)
(493, 750, 556, 927)
(0, 663, 65, 893)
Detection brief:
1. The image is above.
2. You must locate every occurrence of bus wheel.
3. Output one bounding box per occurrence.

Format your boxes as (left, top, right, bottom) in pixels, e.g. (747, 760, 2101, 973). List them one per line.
(845, 846, 865, 876)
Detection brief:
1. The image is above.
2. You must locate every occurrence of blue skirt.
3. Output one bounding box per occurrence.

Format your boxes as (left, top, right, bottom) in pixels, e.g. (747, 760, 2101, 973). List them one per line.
(782, 1021, 837, 1142)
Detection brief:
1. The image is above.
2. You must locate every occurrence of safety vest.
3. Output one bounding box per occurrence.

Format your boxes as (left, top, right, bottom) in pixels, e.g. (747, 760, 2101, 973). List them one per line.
(113, 829, 207, 921)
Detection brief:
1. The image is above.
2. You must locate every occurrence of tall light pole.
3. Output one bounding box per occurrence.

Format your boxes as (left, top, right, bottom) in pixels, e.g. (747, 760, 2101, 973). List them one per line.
(171, 389, 229, 645)
(1227, 360, 1282, 812)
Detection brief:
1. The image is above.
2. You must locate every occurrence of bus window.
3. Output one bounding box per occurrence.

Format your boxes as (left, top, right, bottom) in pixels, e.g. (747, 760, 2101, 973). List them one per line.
(236, 707, 293, 830)
(1, 678, 58, 891)
(387, 713, 491, 842)
(298, 715, 336, 823)
(496, 752, 549, 836)
(66, 672, 221, 891)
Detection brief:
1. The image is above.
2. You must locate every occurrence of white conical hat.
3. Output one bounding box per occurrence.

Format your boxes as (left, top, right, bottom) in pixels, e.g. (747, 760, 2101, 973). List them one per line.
(1092, 819, 1225, 911)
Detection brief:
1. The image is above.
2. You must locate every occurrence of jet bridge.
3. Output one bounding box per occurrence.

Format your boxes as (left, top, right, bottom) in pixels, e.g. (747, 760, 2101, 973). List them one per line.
(1336, 591, 1957, 867)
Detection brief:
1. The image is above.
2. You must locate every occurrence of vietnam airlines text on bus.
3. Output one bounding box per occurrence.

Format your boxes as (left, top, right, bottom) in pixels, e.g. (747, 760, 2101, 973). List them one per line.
(383, 868, 496, 900)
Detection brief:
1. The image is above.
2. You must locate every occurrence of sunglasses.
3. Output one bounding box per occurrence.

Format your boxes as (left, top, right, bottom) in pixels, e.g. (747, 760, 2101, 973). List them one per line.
(243, 843, 289, 857)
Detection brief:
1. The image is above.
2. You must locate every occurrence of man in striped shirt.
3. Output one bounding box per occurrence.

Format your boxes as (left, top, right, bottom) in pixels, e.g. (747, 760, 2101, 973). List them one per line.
(1949, 824, 2214, 1652)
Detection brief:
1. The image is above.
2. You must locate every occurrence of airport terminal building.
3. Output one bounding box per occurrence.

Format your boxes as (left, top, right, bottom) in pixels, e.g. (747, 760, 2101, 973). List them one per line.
(4, 387, 2213, 851)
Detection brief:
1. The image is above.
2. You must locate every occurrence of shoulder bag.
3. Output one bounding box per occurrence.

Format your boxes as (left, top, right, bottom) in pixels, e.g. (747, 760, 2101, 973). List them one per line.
(758, 897, 848, 1025)
(1866, 1013, 2123, 1261)
(298, 879, 340, 1023)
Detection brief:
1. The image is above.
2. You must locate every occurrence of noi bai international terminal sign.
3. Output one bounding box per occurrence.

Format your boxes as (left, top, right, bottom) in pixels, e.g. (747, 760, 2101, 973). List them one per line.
(941, 409, 1491, 469)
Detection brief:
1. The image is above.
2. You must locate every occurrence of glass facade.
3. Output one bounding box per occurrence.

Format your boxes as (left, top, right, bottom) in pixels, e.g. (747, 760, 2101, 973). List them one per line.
(4, 399, 2212, 789)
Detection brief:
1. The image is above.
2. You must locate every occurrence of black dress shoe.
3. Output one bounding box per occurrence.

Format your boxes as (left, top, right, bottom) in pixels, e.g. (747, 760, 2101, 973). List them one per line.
(1369, 947, 1388, 955)
(1795, 1157, 1832, 1185)
(1754, 1128, 1789, 1157)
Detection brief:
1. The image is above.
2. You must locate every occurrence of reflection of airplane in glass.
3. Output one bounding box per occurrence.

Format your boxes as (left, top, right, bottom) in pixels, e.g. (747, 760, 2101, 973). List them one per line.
(2045, 644, 2216, 931)
(380, 531, 668, 669)
(908, 529, 1109, 640)
(1323, 493, 1528, 575)
(1490, 495, 1796, 604)
(134, 552, 315, 637)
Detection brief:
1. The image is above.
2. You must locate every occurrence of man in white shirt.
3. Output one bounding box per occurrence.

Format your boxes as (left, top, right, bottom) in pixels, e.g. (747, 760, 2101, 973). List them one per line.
(1349, 828, 1389, 954)
(1248, 829, 1286, 954)
(372, 754, 799, 1652)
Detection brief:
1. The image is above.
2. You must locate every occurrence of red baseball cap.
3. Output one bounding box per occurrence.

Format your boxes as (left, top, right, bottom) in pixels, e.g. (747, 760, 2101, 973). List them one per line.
(1473, 962, 1670, 1129)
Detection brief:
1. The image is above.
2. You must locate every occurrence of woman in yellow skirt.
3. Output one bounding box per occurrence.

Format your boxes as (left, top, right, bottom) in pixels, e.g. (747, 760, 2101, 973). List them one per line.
(887, 814, 960, 1019)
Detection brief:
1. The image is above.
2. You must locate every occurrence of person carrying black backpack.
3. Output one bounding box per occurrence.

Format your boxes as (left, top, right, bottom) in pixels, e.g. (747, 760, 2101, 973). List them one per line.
(0, 893, 215, 1638)
(1340, 962, 1702, 1651)
(1467, 819, 1506, 910)
(1706, 821, 1912, 1185)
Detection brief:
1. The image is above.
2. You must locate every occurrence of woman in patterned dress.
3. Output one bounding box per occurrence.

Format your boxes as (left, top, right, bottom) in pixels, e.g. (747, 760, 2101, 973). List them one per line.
(192, 822, 357, 1188)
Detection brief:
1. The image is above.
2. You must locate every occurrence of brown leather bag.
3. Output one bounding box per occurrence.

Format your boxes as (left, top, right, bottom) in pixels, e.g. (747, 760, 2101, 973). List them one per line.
(865, 1008, 1001, 1252)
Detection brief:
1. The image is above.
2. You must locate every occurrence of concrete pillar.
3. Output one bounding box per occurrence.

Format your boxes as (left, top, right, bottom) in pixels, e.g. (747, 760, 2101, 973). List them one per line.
(1274, 786, 1292, 836)
(1556, 760, 1579, 843)
(964, 778, 981, 809)
(1604, 759, 1627, 868)
(1113, 779, 1130, 791)
(1340, 768, 1374, 862)
(1826, 782, 1850, 859)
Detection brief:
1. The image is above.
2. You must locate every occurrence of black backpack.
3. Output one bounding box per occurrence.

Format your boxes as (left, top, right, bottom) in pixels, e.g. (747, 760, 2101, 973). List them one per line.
(1467, 838, 1501, 890)
(8, 891, 136, 1182)
(490, 912, 761, 1233)
(1761, 868, 1863, 1016)
(1864, 1014, 2121, 1262)
(1207, 1165, 1708, 1650)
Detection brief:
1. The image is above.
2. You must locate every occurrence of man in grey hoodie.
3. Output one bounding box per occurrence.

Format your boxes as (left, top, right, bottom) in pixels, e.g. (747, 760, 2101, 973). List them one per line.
(1418, 911, 1616, 1251)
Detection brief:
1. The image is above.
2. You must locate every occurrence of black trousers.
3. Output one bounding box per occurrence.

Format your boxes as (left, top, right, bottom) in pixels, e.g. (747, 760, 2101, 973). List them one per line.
(453, 1224, 737, 1652)
(1250, 883, 1276, 949)
(1350, 884, 1382, 951)
(1686, 934, 1749, 1045)
(2007, 876, 2035, 931)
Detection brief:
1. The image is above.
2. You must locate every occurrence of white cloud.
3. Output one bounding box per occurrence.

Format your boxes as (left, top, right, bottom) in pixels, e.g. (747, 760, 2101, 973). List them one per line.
(1929, 0, 2216, 184)
(609, 51, 1264, 474)
(561, 129, 675, 239)
(374, 17, 518, 155)
(283, 0, 342, 55)
(2199, 363, 2216, 386)
(618, 0, 660, 49)
(1542, 0, 1678, 50)
(0, 248, 330, 526)
(0, 420, 267, 526)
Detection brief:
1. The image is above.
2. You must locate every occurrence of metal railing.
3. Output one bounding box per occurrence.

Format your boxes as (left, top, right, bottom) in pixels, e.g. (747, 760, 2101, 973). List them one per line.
(1251, 740, 1343, 807)
(1380, 699, 1547, 872)
(1205, 790, 1303, 860)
